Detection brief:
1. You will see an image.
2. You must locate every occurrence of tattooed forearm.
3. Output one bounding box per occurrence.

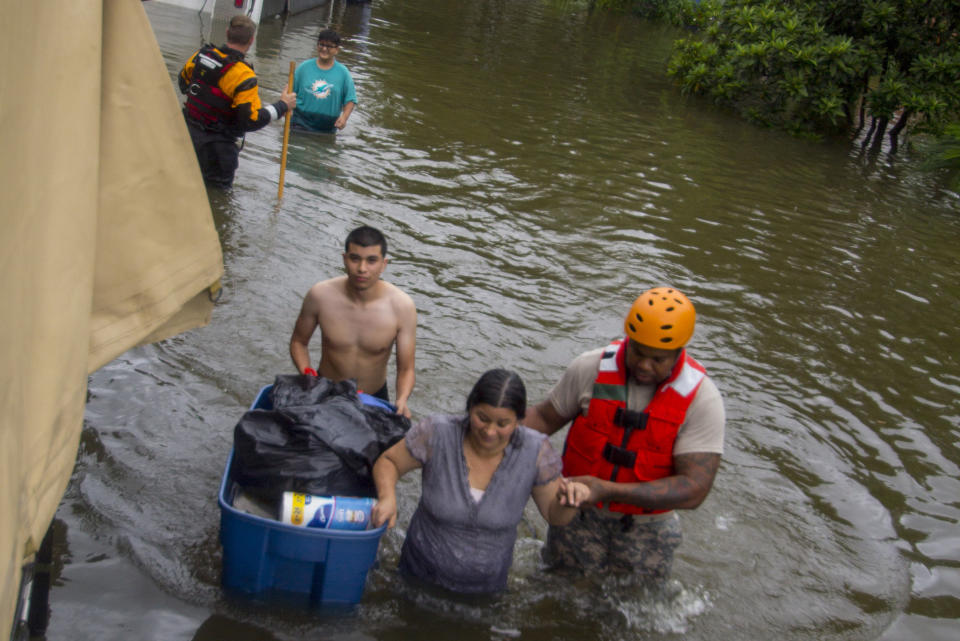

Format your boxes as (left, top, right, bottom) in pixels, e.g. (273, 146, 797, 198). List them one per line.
(580, 452, 721, 510)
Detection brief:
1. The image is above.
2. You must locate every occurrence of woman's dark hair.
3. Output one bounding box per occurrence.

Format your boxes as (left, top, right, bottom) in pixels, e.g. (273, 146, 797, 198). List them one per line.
(465, 369, 526, 420)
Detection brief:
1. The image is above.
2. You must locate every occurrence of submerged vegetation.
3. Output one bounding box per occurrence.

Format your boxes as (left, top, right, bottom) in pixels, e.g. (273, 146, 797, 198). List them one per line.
(920, 124, 960, 191)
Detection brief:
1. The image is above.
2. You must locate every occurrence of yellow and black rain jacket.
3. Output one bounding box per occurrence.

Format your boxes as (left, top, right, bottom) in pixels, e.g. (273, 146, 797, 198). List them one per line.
(178, 44, 286, 135)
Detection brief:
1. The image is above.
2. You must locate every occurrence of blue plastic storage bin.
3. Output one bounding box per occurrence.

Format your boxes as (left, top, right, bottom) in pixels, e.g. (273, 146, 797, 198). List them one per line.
(218, 385, 388, 608)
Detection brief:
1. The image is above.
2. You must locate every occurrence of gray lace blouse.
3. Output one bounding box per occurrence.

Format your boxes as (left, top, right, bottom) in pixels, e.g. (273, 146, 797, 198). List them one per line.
(397, 413, 562, 593)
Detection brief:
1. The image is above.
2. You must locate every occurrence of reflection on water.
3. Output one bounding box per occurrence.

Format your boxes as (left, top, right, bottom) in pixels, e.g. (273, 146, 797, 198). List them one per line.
(44, 0, 960, 639)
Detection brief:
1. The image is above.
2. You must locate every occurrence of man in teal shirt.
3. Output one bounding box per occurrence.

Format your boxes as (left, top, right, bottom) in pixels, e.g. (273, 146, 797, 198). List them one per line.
(292, 29, 357, 133)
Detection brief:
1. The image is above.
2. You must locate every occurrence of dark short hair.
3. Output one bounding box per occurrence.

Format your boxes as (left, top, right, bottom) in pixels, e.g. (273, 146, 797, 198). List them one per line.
(465, 369, 527, 420)
(317, 29, 342, 46)
(226, 15, 256, 45)
(344, 225, 387, 256)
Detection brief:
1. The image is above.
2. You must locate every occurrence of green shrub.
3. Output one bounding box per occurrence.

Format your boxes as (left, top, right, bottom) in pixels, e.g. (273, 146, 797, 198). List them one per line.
(664, 0, 960, 146)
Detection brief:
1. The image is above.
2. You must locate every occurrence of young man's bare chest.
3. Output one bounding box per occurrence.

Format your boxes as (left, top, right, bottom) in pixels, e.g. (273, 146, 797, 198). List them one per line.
(317, 297, 398, 355)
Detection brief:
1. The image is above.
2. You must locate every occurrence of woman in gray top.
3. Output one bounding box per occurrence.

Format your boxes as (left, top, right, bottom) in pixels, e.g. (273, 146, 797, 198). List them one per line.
(371, 369, 590, 594)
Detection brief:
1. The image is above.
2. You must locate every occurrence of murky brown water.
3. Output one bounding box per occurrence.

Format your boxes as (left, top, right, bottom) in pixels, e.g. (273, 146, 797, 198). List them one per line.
(42, 0, 960, 639)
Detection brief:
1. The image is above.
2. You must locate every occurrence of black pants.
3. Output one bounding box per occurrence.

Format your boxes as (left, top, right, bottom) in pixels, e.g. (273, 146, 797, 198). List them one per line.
(186, 121, 239, 189)
(369, 382, 390, 403)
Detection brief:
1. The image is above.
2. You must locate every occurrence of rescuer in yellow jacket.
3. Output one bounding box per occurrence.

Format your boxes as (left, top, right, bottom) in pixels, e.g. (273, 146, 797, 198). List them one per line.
(178, 15, 295, 189)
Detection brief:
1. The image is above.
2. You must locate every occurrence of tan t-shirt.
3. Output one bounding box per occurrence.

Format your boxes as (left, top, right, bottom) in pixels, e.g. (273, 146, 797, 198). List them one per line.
(547, 347, 725, 456)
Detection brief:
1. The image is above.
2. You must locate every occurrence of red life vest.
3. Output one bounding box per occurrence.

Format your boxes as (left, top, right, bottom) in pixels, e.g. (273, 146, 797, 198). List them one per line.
(183, 45, 244, 130)
(561, 338, 706, 515)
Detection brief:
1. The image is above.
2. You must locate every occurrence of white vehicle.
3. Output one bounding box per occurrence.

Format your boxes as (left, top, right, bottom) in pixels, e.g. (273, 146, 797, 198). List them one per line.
(148, 0, 336, 24)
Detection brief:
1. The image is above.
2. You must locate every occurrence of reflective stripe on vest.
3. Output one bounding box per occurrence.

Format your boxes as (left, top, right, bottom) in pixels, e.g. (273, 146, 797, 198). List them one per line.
(561, 338, 706, 515)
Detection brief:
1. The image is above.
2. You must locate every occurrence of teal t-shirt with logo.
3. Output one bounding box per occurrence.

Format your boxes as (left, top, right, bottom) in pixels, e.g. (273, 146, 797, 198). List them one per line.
(291, 59, 357, 132)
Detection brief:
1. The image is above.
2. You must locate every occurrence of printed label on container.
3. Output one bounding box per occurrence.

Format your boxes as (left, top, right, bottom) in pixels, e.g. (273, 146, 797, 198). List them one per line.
(281, 492, 376, 530)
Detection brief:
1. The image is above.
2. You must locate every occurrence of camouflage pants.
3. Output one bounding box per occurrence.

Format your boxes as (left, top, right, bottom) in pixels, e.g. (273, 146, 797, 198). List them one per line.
(543, 509, 682, 582)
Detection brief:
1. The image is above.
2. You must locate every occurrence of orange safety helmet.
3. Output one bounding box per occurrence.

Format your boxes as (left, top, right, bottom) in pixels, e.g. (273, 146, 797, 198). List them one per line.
(624, 287, 696, 348)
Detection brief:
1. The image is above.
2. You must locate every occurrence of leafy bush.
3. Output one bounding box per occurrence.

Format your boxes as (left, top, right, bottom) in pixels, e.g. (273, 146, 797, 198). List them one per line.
(665, 0, 960, 146)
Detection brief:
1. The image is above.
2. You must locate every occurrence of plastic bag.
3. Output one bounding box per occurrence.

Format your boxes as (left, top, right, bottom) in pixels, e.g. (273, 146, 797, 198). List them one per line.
(232, 375, 410, 501)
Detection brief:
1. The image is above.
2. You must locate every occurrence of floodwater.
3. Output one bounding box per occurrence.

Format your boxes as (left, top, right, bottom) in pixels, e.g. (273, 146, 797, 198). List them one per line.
(42, 0, 959, 639)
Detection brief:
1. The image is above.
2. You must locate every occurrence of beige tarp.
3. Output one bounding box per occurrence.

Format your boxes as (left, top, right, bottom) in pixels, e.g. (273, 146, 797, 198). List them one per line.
(0, 0, 224, 635)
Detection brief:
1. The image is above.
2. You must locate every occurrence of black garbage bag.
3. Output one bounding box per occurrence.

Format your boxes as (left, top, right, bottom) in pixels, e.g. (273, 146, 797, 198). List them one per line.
(232, 375, 410, 502)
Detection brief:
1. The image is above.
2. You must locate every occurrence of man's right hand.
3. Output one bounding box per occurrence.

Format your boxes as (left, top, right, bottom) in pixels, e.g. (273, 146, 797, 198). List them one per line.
(394, 398, 412, 419)
(557, 477, 593, 507)
(303, 367, 318, 376)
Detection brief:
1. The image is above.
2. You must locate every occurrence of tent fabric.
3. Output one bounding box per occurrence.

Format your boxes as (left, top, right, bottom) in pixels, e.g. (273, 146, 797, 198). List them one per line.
(0, 0, 224, 635)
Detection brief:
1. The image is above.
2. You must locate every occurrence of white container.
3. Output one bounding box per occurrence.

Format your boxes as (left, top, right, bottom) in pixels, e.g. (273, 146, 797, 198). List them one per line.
(280, 492, 376, 530)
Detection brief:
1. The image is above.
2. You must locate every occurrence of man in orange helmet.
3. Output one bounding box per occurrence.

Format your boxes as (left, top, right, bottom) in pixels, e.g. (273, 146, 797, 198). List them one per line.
(525, 287, 725, 583)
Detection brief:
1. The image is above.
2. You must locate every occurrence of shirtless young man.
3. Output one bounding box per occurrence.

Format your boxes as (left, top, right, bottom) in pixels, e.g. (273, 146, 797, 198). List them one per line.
(289, 226, 417, 417)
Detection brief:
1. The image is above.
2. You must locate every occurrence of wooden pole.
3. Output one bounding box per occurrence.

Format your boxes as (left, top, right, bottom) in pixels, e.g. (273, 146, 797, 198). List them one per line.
(278, 61, 295, 200)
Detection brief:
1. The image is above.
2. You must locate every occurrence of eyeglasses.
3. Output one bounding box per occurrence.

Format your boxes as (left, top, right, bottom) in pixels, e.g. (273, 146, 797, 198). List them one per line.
(317, 42, 339, 50)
